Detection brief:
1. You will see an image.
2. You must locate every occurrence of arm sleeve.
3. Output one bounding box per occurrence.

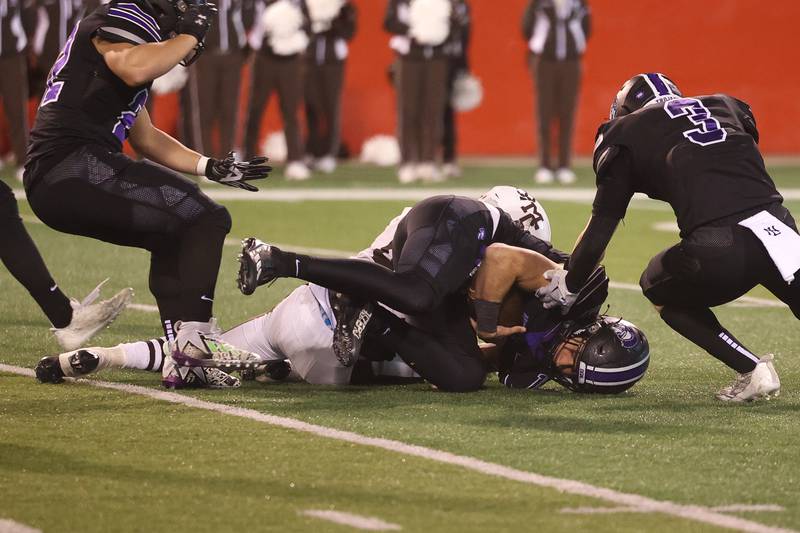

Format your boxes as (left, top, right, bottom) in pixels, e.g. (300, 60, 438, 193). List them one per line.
(564, 214, 619, 292)
(97, 2, 164, 44)
(591, 146, 635, 220)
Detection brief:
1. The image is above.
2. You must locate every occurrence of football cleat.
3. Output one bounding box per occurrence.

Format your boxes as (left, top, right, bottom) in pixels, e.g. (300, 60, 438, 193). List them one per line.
(330, 293, 373, 368)
(35, 349, 102, 384)
(52, 279, 134, 351)
(716, 355, 781, 402)
(237, 238, 281, 295)
(162, 354, 241, 389)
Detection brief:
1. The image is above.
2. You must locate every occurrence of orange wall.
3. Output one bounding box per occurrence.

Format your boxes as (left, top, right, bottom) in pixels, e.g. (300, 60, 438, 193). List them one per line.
(7, 1, 798, 157)
(339, 0, 800, 156)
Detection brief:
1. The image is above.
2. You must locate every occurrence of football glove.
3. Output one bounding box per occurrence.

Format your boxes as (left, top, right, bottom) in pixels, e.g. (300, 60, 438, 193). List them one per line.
(535, 269, 578, 314)
(205, 151, 272, 192)
(176, 3, 217, 42)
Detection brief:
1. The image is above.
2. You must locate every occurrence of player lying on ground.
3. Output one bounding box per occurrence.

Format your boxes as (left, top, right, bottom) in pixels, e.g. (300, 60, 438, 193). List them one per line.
(238, 187, 567, 391)
(21, 0, 271, 388)
(36, 228, 649, 393)
(536, 72, 798, 402)
(1, 176, 132, 349)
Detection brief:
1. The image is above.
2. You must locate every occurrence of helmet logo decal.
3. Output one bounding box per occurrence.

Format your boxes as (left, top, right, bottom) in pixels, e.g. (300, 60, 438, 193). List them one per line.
(516, 189, 545, 231)
(612, 324, 639, 349)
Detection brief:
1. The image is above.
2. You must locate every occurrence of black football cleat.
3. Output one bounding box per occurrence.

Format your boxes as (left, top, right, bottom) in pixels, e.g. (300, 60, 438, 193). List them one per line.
(330, 293, 374, 368)
(35, 356, 65, 384)
(237, 237, 281, 295)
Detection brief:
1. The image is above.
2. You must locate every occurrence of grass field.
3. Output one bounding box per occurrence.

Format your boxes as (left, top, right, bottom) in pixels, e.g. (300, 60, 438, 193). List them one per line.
(1, 162, 800, 533)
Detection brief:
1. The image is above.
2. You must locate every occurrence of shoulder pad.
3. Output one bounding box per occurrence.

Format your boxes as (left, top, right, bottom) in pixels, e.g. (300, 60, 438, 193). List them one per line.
(99, 2, 163, 45)
(593, 144, 621, 178)
(732, 96, 760, 144)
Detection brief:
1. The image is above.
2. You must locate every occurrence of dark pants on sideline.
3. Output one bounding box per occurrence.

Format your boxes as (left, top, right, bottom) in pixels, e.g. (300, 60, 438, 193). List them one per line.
(530, 56, 581, 170)
(244, 53, 304, 161)
(442, 62, 458, 163)
(0, 54, 29, 164)
(304, 61, 344, 158)
(396, 56, 448, 163)
(195, 52, 244, 158)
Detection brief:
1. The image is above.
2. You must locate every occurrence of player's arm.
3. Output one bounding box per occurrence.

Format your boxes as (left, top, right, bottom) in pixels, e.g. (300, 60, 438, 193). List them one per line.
(470, 244, 556, 340)
(537, 146, 634, 310)
(129, 109, 272, 190)
(94, 35, 198, 86)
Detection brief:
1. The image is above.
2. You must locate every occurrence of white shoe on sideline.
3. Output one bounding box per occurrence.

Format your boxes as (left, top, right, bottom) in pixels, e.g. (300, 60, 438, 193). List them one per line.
(398, 164, 419, 184)
(285, 161, 311, 181)
(556, 167, 577, 184)
(534, 167, 555, 184)
(52, 279, 133, 351)
(315, 155, 337, 174)
(417, 162, 444, 183)
(442, 162, 462, 178)
(716, 355, 781, 402)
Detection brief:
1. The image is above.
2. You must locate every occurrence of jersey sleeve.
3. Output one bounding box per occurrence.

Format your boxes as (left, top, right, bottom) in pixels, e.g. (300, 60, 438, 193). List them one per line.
(731, 96, 760, 144)
(97, 1, 163, 45)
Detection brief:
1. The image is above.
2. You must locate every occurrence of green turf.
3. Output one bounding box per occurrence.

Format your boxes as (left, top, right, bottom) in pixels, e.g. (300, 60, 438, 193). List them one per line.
(1, 163, 800, 532)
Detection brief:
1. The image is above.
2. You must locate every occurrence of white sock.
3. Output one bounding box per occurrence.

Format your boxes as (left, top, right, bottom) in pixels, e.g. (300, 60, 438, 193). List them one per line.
(120, 338, 167, 372)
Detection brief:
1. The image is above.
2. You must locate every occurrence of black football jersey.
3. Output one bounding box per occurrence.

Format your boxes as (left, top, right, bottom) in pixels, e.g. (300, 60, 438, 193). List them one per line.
(592, 94, 782, 236)
(26, 1, 161, 174)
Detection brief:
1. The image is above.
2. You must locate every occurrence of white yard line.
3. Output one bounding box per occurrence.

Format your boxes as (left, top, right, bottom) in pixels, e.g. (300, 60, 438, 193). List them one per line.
(300, 510, 401, 531)
(561, 504, 784, 515)
(0, 363, 794, 533)
(0, 519, 42, 533)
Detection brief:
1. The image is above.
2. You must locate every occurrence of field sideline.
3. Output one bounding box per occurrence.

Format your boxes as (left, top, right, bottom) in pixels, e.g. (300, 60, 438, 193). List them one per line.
(1, 163, 800, 532)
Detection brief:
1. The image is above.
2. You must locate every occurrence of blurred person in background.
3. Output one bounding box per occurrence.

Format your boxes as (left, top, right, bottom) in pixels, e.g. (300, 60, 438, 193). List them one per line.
(441, 0, 469, 179)
(27, 0, 87, 98)
(385, 0, 457, 184)
(245, 0, 311, 180)
(303, 0, 356, 175)
(523, 0, 590, 185)
(0, 0, 30, 180)
(189, 0, 249, 157)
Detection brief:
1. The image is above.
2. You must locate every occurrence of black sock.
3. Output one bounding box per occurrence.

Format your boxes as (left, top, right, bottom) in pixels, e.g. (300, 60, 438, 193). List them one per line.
(273, 247, 436, 315)
(367, 307, 486, 392)
(0, 207, 72, 328)
(660, 306, 759, 373)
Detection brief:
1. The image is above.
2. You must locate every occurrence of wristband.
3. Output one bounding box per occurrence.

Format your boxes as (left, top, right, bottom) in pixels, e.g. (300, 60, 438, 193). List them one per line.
(474, 299, 501, 334)
(196, 156, 210, 177)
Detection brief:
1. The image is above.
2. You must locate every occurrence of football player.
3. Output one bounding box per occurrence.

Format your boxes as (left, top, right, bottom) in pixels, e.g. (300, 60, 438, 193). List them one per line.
(536, 73, 798, 402)
(238, 186, 572, 391)
(21, 0, 271, 388)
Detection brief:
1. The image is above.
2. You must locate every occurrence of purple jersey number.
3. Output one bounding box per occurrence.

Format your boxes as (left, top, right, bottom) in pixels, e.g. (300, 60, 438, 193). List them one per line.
(112, 89, 149, 142)
(40, 21, 80, 107)
(664, 98, 727, 147)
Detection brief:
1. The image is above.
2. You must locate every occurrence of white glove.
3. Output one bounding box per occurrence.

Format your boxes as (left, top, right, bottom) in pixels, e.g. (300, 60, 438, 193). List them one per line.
(535, 269, 578, 314)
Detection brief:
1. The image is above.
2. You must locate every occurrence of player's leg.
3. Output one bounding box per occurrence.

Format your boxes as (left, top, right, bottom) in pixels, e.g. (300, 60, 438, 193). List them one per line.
(276, 58, 305, 164)
(0, 54, 29, 168)
(243, 54, 273, 160)
(641, 230, 779, 400)
(360, 298, 486, 392)
(0, 180, 72, 328)
(531, 56, 555, 172)
(322, 62, 345, 160)
(238, 196, 481, 315)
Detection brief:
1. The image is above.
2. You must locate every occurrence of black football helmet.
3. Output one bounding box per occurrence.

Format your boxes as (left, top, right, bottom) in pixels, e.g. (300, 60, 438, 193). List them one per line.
(609, 73, 682, 120)
(141, 0, 187, 37)
(551, 316, 650, 394)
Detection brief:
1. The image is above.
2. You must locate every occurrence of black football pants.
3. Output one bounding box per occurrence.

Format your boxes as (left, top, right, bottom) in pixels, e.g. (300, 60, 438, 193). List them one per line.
(25, 146, 231, 337)
(640, 203, 800, 373)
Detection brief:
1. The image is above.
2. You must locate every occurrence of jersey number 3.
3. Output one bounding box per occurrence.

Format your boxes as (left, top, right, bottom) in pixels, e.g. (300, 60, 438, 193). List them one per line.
(664, 98, 727, 147)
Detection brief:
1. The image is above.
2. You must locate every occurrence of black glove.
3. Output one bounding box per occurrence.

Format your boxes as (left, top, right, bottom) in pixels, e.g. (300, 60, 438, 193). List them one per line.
(205, 151, 272, 192)
(176, 3, 217, 43)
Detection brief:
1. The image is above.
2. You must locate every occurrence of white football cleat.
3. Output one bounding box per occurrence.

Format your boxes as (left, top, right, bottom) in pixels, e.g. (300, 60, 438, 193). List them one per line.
(555, 167, 577, 184)
(417, 162, 444, 183)
(397, 164, 419, 184)
(716, 355, 781, 402)
(534, 167, 555, 184)
(315, 155, 337, 174)
(52, 279, 133, 351)
(284, 161, 311, 181)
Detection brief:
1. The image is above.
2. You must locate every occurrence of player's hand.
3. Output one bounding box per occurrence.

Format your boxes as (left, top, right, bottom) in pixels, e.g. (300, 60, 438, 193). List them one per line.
(535, 269, 578, 314)
(176, 2, 218, 43)
(205, 151, 272, 192)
